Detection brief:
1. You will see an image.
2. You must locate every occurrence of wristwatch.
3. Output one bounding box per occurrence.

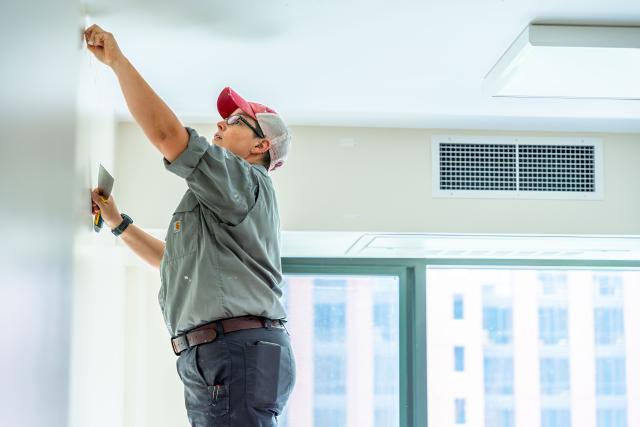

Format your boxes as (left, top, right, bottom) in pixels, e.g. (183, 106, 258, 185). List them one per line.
(111, 213, 133, 237)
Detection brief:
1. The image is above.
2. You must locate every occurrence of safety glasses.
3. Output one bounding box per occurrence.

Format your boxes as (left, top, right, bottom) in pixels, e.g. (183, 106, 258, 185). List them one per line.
(226, 114, 265, 139)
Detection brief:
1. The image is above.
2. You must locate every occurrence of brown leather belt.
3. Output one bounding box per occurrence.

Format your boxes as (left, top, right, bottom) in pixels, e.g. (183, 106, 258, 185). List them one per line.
(171, 316, 284, 356)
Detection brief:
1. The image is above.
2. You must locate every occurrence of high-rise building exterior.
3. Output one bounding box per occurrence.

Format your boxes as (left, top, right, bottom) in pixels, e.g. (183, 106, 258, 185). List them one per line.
(427, 269, 640, 427)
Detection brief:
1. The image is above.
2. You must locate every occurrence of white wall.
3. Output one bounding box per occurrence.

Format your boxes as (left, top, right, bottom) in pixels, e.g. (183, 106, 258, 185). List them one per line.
(68, 25, 128, 427)
(0, 2, 79, 426)
(115, 122, 640, 235)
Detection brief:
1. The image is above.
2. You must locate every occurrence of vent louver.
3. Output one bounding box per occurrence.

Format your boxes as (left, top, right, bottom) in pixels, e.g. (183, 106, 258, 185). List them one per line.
(432, 136, 603, 199)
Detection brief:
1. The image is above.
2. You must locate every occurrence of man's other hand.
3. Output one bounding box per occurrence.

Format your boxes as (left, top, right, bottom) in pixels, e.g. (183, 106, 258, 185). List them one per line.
(91, 188, 123, 229)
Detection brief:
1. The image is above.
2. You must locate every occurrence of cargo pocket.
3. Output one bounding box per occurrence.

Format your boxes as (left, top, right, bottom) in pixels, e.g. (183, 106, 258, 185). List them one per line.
(245, 341, 291, 414)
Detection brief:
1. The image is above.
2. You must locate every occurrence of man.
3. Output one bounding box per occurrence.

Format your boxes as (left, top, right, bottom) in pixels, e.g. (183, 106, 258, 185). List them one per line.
(86, 24, 295, 427)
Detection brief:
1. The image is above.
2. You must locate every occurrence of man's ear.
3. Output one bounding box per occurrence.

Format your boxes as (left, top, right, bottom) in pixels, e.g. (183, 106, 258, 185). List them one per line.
(252, 138, 272, 154)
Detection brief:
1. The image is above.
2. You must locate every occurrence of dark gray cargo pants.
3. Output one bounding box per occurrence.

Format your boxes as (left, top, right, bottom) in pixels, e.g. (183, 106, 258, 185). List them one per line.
(176, 322, 296, 427)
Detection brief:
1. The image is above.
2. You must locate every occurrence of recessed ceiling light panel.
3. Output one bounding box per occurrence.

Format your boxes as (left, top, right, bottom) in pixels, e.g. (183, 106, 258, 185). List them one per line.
(484, 24, 640, 100)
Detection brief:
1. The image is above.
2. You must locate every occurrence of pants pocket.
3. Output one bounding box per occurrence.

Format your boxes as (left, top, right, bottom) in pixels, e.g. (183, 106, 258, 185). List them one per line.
(245, 340, 287, 413)
(207, 384, 230, 418)
(194, 344, 230, 418)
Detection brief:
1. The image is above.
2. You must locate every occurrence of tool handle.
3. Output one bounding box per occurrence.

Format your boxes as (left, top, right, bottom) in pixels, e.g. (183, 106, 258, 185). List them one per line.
(93, 210, 104, 232)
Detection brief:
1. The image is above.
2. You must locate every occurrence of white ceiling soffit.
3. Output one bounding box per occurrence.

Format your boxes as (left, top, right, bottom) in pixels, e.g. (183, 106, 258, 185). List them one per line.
(81, 0, 640, 133)
(281, 231, 640, 261)
(484, 24, 640, 100)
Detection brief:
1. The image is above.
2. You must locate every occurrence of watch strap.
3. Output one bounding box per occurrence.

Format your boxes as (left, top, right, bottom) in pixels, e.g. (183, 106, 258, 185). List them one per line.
(111, 213, 133, 237)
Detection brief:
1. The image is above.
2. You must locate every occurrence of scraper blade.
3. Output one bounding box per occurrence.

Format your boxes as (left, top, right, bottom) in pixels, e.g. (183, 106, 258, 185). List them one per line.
(93, 164, 114, 232)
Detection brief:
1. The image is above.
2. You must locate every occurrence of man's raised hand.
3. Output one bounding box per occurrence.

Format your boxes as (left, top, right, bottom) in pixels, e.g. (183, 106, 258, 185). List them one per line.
(84, 24, 126, 68)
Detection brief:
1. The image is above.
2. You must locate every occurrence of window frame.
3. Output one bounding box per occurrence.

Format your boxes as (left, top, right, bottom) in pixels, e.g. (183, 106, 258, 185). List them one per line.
(283, 257, 640, 427)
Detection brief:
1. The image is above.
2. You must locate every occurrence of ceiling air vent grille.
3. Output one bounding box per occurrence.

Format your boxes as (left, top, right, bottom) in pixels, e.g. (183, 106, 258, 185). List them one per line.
(440, 143, 517, 191)
(518, 144, 595, 192)
(433, 136, 603, 200)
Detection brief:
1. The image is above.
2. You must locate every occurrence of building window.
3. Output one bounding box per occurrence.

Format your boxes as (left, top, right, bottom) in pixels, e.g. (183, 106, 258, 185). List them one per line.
(314, 355, 346, 394)
(596, 358, 626, 396)
(454, 398, 466, 424)
(453, 294, 464, 319)
(485, 408, 514, 427)
(540, 358, 570, 395)
(314, 407, 346, 427)
(374, 302, 394, 341)
(596, 408, 628, 427)
(594, 308, 625, 346)
(539, 307, 568, 345)
(541, 409, 571, 427)
(594, 274, 623, 297)
(454, 346, 465, 372)
(483, 307, 512, 344)
(314, 303, 346, 341)
(537, 272, 568, 295)
(374, 408, 397, 427)
(484, 356, 514, 395)
(374, 354, 399, 394)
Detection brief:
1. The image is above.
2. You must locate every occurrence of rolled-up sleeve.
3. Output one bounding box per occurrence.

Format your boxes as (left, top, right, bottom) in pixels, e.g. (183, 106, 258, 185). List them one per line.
(164, 126, 258, 225)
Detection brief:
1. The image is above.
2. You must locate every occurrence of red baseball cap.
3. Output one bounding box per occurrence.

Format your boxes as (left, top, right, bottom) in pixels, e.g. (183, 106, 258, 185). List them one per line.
(216, 87, 291, 171)
(217, 86, 276, 120)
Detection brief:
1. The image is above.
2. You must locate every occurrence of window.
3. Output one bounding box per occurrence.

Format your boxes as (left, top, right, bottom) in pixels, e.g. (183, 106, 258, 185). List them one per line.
(315, 303, 346, 341)
(428, 268, 638, 427)
(315, 407, 346, 427)
(541, 409, 571, 427)
(484, 357, 514, 395)
(594, 274, 623, 297)
(540, 358, 570, 395)
(538, 272, 568, 295)
(483, 307, 513, 344)
(454, 346, 465, 372)
(453, 294, 464, 319)
(594, 308, 624, 345)
(374, 409, 397, 427)
(597, 408, 628, 427)
(278, 263, 639, 427)
(281, 274, 399, 427)
(485, 408, 514, 427)
(374, 354, 399, 394)
(315, 355, 346, 394)
(596, 358, 626, 396)
(539, 307, 568, 345)
(454, 398, 466, 424)
(374, 302, 396, 341)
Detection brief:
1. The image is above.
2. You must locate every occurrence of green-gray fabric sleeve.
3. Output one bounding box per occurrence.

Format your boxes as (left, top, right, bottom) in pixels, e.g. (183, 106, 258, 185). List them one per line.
(163, 126, 258, 225)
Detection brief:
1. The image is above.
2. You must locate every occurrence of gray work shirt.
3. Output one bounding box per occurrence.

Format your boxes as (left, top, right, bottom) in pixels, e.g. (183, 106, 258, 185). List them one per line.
(159, 126, 286, 337)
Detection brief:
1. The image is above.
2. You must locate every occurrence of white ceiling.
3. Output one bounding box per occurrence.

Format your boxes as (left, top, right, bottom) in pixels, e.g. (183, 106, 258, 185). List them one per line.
(84, 0, 640, 133)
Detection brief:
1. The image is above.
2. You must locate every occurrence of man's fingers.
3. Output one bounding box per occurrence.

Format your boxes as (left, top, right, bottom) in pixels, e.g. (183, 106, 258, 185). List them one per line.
(85, 27, 107, 47)
(91, 189, 104, 204)
(90, 33, 100, 47)
(84, 24, 103, 36)
(91, 189, 111, 206)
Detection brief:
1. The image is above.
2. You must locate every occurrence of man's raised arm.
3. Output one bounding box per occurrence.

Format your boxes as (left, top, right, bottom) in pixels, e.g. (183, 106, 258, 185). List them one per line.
(84, 24, 188, 162)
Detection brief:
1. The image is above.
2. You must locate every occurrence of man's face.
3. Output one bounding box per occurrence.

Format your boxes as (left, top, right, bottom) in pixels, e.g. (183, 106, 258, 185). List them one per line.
(213, 108, 264, 159)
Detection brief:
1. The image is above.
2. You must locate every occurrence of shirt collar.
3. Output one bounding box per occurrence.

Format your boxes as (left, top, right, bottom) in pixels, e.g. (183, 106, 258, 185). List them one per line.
(253, 164, 269, 176)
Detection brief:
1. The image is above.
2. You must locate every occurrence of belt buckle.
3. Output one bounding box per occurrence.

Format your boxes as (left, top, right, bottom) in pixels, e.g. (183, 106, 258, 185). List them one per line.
(172, 334, 189, 356)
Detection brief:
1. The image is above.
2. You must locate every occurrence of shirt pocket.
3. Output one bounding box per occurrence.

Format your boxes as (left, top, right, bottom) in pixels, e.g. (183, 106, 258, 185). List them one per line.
(164, 193, 200, 263)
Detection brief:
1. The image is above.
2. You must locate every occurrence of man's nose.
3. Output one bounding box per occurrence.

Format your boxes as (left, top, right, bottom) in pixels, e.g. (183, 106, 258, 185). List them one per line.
(217, 120, 226, 131)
